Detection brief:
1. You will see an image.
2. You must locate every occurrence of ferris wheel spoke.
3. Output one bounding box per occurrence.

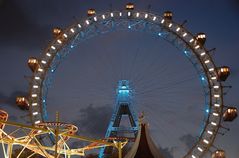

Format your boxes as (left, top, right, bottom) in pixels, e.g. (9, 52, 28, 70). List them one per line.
(135, 76, 198, 96)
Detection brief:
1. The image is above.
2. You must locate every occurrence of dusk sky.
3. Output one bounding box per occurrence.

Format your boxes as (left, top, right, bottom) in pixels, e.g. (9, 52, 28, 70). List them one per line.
(0, 0, 238, 158)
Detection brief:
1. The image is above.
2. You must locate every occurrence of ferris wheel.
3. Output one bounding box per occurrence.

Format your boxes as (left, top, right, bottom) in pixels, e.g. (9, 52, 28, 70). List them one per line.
(15, 3, 237, 158)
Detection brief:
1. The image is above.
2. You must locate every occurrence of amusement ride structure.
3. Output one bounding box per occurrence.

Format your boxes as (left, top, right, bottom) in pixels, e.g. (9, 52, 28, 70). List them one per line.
(99, 80, 139, 158)
(0, 3, 238, 158)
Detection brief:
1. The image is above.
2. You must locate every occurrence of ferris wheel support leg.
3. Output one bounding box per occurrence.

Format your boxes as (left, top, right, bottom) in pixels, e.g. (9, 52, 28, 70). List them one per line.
(118, 142, 122, 158)
(1, 139, 9, 158)
(7, 144, 12, 158)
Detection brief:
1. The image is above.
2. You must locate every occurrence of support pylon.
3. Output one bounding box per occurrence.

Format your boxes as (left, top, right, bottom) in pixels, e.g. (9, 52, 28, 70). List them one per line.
(99, 80, 139, 158)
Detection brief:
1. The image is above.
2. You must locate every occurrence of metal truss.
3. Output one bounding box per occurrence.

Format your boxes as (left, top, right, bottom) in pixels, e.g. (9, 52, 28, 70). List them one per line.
(98, 80, 139, 158)
(0, 118, 127, 158)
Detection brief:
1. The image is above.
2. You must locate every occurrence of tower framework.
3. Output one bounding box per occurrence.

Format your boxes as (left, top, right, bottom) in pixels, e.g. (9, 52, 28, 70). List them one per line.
(99, 80, 139, 158)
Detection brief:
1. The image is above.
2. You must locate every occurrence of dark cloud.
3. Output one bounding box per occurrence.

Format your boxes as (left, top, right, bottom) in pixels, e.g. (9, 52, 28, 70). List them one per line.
(0, 90, 28, 109)
(73, 104, 113, 138)
(179, 134, 197, 149)
(0, 92, 8, 105)
(158, 146, 174, 158)
(0, 0, 50, 48)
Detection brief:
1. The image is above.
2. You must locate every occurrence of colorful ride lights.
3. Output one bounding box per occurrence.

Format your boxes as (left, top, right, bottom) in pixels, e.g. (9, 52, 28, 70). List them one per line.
(0, 110, 8, 120)
(87, 9, 96, 16)
(16, 96, 29, 110)
(163, 11, 173, 20)
(196, 33, 206, 46)
(28, 57, 40, 72)
(217, 66, 230, 81)
(212, 150, 226, 158)
(0, 110, 8, 130)
(126, 3, 134, 10)
(223, 107, 237, 122)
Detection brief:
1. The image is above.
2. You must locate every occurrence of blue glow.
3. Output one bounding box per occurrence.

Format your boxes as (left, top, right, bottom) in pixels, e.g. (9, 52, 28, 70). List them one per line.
(122, 85, 127, 89)
(70, 45, 74, 48)
(206, 109, 209, 113)
(128, 25, 131, 29)
(184, 51, 187, 54)
(43, 99, 46, 103)
(51, 69, 54, 73)
(201, 76, 205, 81)
(119, 90, 129, 93)
(158, 32, 162, 36)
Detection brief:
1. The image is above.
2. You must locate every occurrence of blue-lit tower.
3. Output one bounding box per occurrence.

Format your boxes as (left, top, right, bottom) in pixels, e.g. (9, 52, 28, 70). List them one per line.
(99, 80, 139, 158)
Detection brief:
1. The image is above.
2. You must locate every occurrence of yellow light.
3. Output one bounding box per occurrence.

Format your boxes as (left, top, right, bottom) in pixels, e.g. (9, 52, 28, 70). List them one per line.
(63, 33, 68, 38)
(207, 130, 213, 135)
(144, 13, 148, 19)
(38, 68, 43, 72)
(70, 28, 75, 33)
(136, 12, 139, 17)
(51, 46, 56, 50)
(87, 9, 96, 16)
(32, 94, 37, 97)
(57, 39, 62, 44)
(214, 104, 220, 107)
(35, 76, 40, 80)
(32, 103, 37, 106)
(203, 139, 209, 144)
(128, 12, 131, 17)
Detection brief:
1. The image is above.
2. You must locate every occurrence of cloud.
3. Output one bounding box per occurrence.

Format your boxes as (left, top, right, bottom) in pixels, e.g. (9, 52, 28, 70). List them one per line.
(179, 134, 197, 149)
(0, 90, 28, 108)
(0, 0, 49, 48)
(0, 92, 8, 105)
(158, 146, 174, 158)
(0, 90, 29, 123)
(73, 104, 113, 139)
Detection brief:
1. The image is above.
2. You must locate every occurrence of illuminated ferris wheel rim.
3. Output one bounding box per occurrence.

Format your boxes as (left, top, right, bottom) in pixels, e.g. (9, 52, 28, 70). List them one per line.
(28, 9, 224, 158)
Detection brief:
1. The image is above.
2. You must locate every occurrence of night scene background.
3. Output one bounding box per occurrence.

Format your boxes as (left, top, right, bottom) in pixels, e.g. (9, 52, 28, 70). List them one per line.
(0, 0, 238, 158)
